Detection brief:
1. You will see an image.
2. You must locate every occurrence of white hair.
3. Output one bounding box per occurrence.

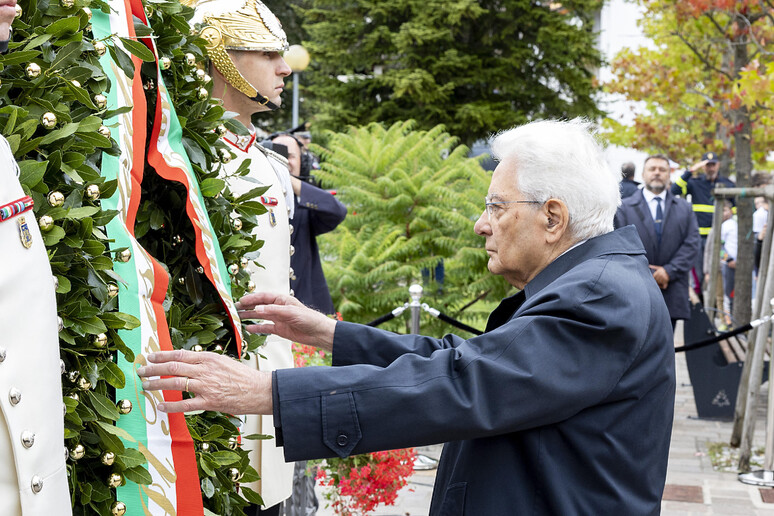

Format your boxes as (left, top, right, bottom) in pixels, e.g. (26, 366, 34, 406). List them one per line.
(490, 118, 620, 241)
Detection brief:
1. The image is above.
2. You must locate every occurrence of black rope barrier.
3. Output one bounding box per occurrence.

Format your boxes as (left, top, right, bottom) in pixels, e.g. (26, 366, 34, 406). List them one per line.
(366, 312, 397, 327)
(673, 323, 754, 353)
(435, 312, 483, 336)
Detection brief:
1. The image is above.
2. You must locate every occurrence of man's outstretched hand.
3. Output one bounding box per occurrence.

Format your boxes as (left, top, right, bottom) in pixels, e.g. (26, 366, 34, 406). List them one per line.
(137, 349, 272, 414)
(237, 292, 337, 351)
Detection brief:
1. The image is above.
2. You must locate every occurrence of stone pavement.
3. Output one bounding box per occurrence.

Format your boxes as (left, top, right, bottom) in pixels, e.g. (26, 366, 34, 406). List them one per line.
(315, 322, 774, 515)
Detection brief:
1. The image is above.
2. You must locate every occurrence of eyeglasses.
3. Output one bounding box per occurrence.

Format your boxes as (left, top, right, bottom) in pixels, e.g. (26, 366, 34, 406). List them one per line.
(484, 198, 541, 220)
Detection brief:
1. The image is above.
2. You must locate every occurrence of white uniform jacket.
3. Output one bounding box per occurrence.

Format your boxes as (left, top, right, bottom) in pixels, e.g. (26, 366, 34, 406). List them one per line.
(221, 129, 295, 508)
(0, 135, 72, 515)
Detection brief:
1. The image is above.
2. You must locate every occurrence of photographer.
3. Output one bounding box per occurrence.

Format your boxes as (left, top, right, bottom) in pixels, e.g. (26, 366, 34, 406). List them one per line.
(271, 134, 347, 314)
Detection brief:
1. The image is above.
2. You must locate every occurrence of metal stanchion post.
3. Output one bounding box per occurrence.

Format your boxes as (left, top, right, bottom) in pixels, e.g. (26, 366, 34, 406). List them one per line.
(409, 284, 422, 334)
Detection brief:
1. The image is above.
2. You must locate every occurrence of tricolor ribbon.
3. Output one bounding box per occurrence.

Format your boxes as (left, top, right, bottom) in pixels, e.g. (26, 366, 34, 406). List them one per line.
(92, 0, 244, 513)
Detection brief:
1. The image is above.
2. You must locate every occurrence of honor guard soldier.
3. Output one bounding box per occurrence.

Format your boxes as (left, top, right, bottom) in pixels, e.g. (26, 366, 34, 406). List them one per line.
(671, 151, 735, 284)
(189, 1, 294, 513)
(0, 4, 72, 514)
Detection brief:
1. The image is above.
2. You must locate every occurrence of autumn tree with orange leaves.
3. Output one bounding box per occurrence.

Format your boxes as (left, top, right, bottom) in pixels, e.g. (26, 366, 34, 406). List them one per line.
(605, 0, 774, 328)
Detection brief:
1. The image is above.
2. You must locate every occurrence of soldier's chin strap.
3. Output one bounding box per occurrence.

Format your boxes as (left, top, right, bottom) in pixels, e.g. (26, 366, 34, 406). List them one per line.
(251, 92, 280, 111)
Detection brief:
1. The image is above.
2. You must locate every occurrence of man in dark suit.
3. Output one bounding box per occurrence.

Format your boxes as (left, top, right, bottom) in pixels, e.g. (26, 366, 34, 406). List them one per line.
(141, 119, 675, 516)
(615, 154, 700, 329)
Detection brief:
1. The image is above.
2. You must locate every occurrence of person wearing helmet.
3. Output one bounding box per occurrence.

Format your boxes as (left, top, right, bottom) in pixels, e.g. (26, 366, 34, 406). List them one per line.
(188, 1, 294, 514)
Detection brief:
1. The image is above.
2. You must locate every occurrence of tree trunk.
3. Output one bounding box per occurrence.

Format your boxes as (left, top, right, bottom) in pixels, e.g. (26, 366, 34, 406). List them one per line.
(731, 33, 754, 327)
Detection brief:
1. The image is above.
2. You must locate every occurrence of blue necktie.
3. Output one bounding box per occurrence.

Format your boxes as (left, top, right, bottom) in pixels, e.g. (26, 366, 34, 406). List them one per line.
(654, 197, 663, 243)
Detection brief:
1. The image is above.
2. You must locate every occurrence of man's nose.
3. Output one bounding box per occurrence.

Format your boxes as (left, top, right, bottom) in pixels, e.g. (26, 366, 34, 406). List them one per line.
(474, 211, 490, 236)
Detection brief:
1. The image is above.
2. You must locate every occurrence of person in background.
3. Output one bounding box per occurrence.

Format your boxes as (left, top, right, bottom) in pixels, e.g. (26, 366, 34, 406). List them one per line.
(271, 133, 347, 314)
(720, 200, 737, 326)
(615, 154, 700, 330)
(619, 161, 640, 199)
(672, 151, 735, 288)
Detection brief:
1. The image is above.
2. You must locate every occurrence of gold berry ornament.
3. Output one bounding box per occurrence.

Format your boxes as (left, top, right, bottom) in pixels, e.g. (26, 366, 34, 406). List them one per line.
(70, 444, 85, 460)
(14, 4, 21, 17)
(41, 112, 57, 129)
(192, 344, 204, 352)
(78, 377, 92, 391)
(101, 451, 116, 466)
(107, 283, 119, 297)
(117, 399, 133, 414)
(94, 94, 108, 109)
(60, 0, 74, 8)
(47, 191, 65, 207)
(38, 215, 54, 231)
(160, 56, 172, 70)
(232, 218, 243, 231)
(93, 41, 107, 56)
(94, 333, 108, 348)
(98, 125, 111, 138)
(111, 501, 127, 516)
(117, 249, 132, 262)
(218, 148, 232, 163)
(86, 184, 101, 200)
(247, 281, 256, 292)
(185, 52, 196, 66)
(107, 473, 123, 488)
(25, 63, 41, 78)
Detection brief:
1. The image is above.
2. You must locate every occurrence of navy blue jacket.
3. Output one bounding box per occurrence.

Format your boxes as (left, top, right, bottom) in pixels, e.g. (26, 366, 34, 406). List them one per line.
(273, 227, 675, 515)
(620, 178, 641, 199)
(615, 190, 700, 320)
(290, 181, 347, 314)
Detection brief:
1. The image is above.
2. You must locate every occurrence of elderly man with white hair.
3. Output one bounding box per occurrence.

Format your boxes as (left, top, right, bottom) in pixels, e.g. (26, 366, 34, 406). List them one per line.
(140, 119, 675, 515)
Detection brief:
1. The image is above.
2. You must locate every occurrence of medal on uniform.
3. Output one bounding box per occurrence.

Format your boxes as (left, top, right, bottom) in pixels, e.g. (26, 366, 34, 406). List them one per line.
(268, 208, 277, 227)
(17, 216, 33, 249)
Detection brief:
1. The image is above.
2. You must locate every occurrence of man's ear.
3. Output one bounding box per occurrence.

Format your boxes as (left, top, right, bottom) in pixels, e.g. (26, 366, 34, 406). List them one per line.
(542, 199, 569, 243)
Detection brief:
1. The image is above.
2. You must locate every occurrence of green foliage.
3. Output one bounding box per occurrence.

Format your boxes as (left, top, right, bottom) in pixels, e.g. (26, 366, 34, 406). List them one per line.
(293, 0, 604, 146)
(3, 1, 266, 514)
(316, 121, 512, 337)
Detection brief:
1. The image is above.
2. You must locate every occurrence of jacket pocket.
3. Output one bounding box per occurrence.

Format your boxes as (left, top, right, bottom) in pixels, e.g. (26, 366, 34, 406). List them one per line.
(438, 482, 467, 516)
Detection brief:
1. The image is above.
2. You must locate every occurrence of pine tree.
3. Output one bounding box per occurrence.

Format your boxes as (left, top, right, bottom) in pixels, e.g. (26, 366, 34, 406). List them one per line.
(295, 0, 604, 146)
(316, 121, 512, 337)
